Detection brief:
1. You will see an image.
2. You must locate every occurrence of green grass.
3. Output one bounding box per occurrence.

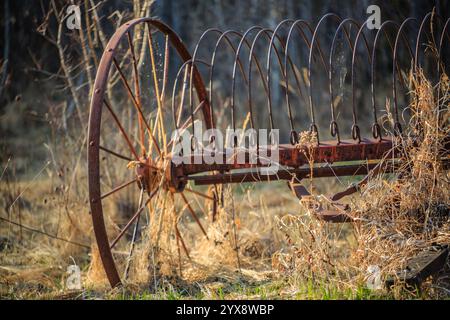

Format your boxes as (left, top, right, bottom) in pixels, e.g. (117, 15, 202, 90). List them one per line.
(100, 277, 405, 300)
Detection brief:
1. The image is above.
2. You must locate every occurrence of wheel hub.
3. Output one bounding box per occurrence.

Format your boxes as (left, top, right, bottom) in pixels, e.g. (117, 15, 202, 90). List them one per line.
(135, 157, 160, 193)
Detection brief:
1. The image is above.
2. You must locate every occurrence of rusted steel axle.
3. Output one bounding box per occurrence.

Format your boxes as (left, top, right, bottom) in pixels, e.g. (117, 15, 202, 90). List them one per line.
(188, 161, 389, 185)
(176, 138, 395, 175)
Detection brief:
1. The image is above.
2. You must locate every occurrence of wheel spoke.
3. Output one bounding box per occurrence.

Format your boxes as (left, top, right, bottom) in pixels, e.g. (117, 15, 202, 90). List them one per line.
(160, 35, 170, 105)
(88, 19, 213, 289)
(176, 66, 190, 128)
(180, 192, 208, 239)
(113, 57, 162, 157)
(174, 223, 191, 260)
(140, 161, 162, 171)
(110, 189, 158, 250)
(127, 31, 146, 156)
(123, 188, 144, 280)
(99, 145, 133, 161)
(179, 101, 205, 132)
(147, 23, 167, 154)
(103, 99, 140, 160)
(167, 101, 205, 150)
(175, 227, 183, 276)
(184, 187, 214, 201)
(170, 192, 184, 275)
(99, 178, 137, 201)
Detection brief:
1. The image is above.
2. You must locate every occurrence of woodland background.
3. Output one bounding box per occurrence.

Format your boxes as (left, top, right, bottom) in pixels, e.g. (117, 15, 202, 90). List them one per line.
(1, 0, 449, 177)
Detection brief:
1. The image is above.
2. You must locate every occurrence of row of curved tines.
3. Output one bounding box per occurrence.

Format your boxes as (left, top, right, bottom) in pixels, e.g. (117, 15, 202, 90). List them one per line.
(171, 11, 449, 147)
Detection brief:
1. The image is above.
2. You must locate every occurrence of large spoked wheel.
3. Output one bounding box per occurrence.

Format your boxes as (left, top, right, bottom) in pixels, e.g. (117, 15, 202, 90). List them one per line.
(88, 19, 215, 288)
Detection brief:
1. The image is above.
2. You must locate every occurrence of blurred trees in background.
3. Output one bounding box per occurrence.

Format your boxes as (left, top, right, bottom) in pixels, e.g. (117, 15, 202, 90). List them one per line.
(0, 0, 448, 173)
(1, 0, 448, 105)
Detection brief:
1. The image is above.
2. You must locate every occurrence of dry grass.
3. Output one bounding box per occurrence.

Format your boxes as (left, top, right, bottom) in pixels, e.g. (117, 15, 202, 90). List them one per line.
(350, 70, 450, 298)
(272, 70, 450, 299)
(1, 70, 448, 299)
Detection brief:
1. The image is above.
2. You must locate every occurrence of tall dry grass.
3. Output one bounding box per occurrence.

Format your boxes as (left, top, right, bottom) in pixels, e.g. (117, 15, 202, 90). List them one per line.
(272, 70, 449, 298)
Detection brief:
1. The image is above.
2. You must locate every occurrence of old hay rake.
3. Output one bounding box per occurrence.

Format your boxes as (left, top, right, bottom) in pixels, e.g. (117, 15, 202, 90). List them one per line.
(88, 12, 449, 287)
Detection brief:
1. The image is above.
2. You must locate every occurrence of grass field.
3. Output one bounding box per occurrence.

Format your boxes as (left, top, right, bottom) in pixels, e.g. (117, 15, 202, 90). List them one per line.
(0, 3, 448, 299)
(1, 174, 445, 300)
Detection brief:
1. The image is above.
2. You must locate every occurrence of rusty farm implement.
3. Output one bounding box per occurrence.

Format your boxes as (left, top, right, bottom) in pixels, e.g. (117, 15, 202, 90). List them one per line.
(88, 12, 449, 287)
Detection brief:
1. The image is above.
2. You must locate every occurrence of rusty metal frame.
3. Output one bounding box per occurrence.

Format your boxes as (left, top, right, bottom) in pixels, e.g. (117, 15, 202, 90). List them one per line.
(88, 11, 449, 288)
(88, 18, 213, 287)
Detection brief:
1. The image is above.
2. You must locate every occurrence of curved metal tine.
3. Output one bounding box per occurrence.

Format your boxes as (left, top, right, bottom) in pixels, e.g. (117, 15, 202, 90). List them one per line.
(188, 28, 222, 150)
(187, 29, 251, 136)
(266, 20, 295, 133)
(413, 11, 447, 128)
(371, 21, 403, 139)
(99, 145, 133, 162)
(414, 12, 443, 75)
(168, 60, 211, 154)
(248, 28, 293, 156)
(352, 21, 372, 142)
(273, 24, 322, 140)
(180, 192, 208, 239)
(284, 20, 318, 144)
(110, 189, 157, 250)
(112, 57, 162, 157)
(103, 99, 140, 160)
(247, 28, 290, 168)
(351, 21, 372, 142)
(410, 12, 447, 130)
(352, 21, 385, 141)
(437, 18, 450, 105)
(308, 13, 348, 143)
(99, 177, 137, 201)
(171, 61, 192, 132)
(266, 19, 306, 139)
(189, 30, 253, 156)
(209, 30, 250, 133)
(126, 30, 146, 156)
(438, 19, 450, 77)
(161, 35, 170, 105)
(328, 18, 363, 143)
(283, 41, 314, 114)
(176, 65, 190, 130)
(393, 18, 420, 136)
(147, 23, 167, 155)
(123, 187, 144, 280)
(171, 60, 212, 130)
(371, 21, 392, 138)
(248, 28, 272, 161)
(285, 20, 328, 141)
(227, 25, 312, 146)
(230, 26, 276, 140)
(354, 25, 382, 142)
(263, 25, 306, 136)
(350, 19, 373, 143)
(167, 102, 206, 152)
(183, 29, 270, 152)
